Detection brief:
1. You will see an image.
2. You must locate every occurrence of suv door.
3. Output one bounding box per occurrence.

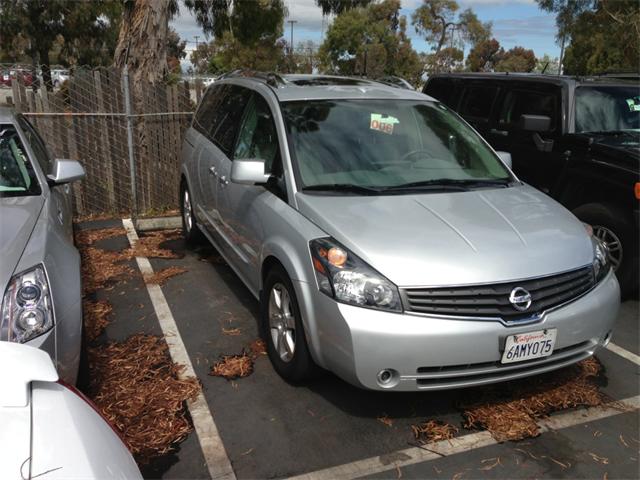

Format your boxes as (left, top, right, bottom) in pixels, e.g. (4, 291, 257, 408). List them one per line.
(193, 84, 251, 233)
(485, 84, 563, 191)
(215, 90, 286, 292)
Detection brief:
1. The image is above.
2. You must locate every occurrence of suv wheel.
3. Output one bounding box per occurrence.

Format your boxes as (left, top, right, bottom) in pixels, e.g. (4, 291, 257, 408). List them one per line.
(261, 264, 316, 382)
(573, 203, 638, 298)
(180, 180, 204, 244)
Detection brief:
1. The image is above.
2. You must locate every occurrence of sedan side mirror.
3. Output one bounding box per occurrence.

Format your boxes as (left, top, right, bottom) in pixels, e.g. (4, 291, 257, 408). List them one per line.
(518, 114, 551, 133)
(496, 151, 512, 169)
(230, 159, 271, 185)
(47, 158, 85, 185)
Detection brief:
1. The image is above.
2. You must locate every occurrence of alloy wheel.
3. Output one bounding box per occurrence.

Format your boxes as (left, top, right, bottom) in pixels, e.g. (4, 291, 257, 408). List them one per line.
(593, 225, 623, 271)
(268, 283, 296, 362)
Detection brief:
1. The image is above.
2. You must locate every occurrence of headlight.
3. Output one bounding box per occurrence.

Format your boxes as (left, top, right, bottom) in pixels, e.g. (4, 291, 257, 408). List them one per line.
(309, 238, 402, 312)
(1, 265, 54, 343)
(584, 223, 610, 283)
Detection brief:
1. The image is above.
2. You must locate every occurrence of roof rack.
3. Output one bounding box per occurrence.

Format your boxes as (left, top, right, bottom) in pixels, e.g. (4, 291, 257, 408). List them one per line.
(218, 69, 288, 88)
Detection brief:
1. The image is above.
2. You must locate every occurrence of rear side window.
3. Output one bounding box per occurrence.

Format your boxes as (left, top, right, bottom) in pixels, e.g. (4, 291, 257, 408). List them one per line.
(498, 89, 558, 130)
(211, 86, 252, 155)
(193, 84, 229, 140)
(459, 85, 498, 121)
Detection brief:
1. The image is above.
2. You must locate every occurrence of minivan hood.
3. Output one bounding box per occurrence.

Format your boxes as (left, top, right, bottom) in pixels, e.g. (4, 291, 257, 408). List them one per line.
(0, 196, 44, 291)
(296, 185, 593, 286)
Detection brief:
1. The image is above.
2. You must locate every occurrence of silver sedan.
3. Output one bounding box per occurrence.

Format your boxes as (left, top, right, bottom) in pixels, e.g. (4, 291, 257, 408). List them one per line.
(0, 107, 85, 384)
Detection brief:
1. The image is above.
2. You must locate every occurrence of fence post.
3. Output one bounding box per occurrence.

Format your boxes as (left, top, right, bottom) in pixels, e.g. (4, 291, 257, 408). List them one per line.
(122, 66, 138, 223)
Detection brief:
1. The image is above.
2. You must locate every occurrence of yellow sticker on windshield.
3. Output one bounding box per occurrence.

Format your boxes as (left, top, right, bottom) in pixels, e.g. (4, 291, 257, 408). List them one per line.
(370, 113, 399, 135)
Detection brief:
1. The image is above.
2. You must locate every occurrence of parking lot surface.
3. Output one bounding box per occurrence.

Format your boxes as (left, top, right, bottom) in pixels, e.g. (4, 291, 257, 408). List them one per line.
(82, 220, 639, 480)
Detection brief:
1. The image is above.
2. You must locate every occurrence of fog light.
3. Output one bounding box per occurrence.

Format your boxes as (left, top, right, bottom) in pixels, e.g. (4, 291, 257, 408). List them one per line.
(376, 368, 399, 388)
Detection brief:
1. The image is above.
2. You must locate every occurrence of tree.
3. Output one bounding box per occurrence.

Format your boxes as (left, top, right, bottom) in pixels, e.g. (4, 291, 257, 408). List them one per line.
(534, 54, 560, 73)
(411, 0, 491, 73)
(190, 40, 218, 74)
(466, 38, 501, 71)
(535, 0, 596, 72)
(315, 0, 373, 16)
(167, 27, 187, 74)
(562, 0, 640, 74)
(494, 46, 536, 73)
(319, 0, 421, 85)
(0, 0, 122, 88)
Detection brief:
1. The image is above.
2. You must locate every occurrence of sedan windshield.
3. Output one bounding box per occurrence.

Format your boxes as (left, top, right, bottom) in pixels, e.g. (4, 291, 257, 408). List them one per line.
(575, 85, 640, 133)
(281, 99, 512, 192)
(0, 125, 41, 197)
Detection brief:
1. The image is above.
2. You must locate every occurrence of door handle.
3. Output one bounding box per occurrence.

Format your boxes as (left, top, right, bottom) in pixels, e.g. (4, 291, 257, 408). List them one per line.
(209, 166, 218, 177)
(219, 175, 229, 186)
(490, 128, 509, 136)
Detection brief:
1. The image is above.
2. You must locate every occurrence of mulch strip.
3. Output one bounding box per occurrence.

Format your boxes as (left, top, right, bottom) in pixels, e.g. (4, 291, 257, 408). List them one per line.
(412, 420, 459, 444)
(144, 266, 188, 285)
(80, 247, 134, 295)
(88, 334, 200, 461)
(83, 299, 113, 341)
(124, 229, 183, 259)
(75, 227, 127, 247)
(210, 339, 268, 380)
(461, 357, 606, 441)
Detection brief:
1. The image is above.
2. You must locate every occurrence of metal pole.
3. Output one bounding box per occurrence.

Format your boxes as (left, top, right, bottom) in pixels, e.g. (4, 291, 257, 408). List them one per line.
(122, 65, 138, 222)
(288, 20, 297, 56)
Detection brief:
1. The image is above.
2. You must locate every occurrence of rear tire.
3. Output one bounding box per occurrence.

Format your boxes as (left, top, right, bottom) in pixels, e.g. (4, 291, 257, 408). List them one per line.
(261, 264, 316, 382)
(180, 179, 204, 244)
(573, 203, 638, 298)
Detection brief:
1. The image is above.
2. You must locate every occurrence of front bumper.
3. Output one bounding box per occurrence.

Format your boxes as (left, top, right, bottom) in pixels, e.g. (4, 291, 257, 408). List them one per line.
(298, 269, 620, 391)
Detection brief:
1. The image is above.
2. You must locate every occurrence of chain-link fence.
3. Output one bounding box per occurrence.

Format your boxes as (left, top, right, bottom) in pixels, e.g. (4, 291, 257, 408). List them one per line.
(8, 66, 202, 219)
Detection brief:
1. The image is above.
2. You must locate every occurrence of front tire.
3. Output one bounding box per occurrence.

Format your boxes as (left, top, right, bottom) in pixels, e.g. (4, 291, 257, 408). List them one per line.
(573, 203, 638, 298)
(180, 180, 204, 244)
(261, 264, 316, 382)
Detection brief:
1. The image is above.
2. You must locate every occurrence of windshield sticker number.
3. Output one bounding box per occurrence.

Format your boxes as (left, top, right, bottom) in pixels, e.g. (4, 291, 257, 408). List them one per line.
(626, 97, 640, 112)
(370, 113, 399, 135)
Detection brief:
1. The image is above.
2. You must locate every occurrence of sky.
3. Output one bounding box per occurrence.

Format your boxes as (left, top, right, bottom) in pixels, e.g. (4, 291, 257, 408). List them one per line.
(170, 0, 560, 71)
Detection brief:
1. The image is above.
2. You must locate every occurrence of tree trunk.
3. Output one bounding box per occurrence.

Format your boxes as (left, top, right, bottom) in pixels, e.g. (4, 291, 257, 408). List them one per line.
(113, 0, 171, 86)
(38, 47, 52, 92)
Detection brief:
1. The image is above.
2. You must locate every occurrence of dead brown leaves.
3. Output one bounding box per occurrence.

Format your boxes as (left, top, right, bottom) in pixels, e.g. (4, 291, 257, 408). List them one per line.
(411, 419, 458, 444)
(81, 247, 134, 294)
(124, 229, 182, 259)
(210, 339, 268, 380)
(462, 358, 606, 441)
(83, 299, 112, 341)
(144, 266, 187, 285)
(75, 227, 126, 247)
(88, 334, 200, 461)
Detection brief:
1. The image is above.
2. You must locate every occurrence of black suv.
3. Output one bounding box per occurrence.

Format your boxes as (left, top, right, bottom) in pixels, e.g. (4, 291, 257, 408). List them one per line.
(424, 73, 639, 297)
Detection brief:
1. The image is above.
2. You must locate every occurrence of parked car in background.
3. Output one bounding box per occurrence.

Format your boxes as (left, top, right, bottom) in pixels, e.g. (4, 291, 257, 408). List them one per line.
(0, 107, 85, 384)
(51, 68, 70, 88)
(424, 73, 640, 297)
(0, 342, 142, 479)
(180, 72, 619, 391)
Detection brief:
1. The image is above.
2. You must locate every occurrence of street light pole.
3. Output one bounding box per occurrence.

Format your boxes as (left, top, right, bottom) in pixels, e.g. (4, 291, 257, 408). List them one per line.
(287, 20, 298, 56)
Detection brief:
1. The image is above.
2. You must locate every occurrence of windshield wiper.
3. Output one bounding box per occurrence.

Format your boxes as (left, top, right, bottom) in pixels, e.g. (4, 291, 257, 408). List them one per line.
(301, 183, 383, 195)
(384, 178, 511, 192)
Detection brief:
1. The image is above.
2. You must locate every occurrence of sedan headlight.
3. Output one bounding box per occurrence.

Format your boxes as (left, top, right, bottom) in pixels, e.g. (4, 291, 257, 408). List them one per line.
(584, 223, 610, 283)
(309, 238, 402, 312)
(1, 265, 54, 343)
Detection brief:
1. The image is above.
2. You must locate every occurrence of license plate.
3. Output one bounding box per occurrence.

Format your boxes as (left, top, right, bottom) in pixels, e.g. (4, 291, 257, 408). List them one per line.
(501, 329, 557, 364)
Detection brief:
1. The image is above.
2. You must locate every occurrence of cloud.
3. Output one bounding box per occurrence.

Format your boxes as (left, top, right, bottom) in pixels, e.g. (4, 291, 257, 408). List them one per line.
(492, 15, 557, 41)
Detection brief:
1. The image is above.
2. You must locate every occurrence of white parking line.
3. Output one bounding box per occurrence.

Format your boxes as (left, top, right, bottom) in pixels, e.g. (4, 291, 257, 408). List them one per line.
(123, 219, 235, 480)
(287, 396, 639, 480)
(606, 342, 640, 366)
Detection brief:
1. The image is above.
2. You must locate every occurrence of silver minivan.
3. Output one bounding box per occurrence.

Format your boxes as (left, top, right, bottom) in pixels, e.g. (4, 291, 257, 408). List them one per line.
(180, 73, 620, 391)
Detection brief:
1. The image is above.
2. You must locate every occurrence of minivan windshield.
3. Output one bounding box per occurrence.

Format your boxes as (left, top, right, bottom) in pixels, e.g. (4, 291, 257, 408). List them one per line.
(0, 125, 41, 197)
(575, 85, 640, 133)
(281, 100, 512, 193)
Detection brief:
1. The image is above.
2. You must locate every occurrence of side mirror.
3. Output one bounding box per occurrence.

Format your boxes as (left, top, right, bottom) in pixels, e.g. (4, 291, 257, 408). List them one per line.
(496, 151, 512, 169)
(47, 158, 85, 185)
(230, 159, 271, 185)
(518, 114, 551, 133)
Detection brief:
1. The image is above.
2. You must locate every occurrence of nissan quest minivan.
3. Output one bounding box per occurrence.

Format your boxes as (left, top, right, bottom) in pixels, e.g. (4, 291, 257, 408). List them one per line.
(180, 72, 620, 391)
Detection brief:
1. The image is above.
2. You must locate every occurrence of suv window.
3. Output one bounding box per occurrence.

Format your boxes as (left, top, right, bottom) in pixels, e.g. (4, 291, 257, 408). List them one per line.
(17, 116, 52, 173)
(0, 124, 41, 196)
(193, 84, 228, 140)
(211, 86, 252, 155)
(424, 78, 456, 108)
(233, 93, 280, 171)
(459, 85, 498, 121)
(498, 89, 557, 130)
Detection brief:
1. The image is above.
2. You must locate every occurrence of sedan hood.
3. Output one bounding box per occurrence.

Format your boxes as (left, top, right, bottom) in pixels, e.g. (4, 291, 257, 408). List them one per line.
(296, 185, 593, 286)
(0, 195, 45, 290)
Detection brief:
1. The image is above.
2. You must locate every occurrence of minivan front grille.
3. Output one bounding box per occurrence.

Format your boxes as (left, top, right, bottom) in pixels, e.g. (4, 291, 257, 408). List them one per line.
(401, 266, 595, 322)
